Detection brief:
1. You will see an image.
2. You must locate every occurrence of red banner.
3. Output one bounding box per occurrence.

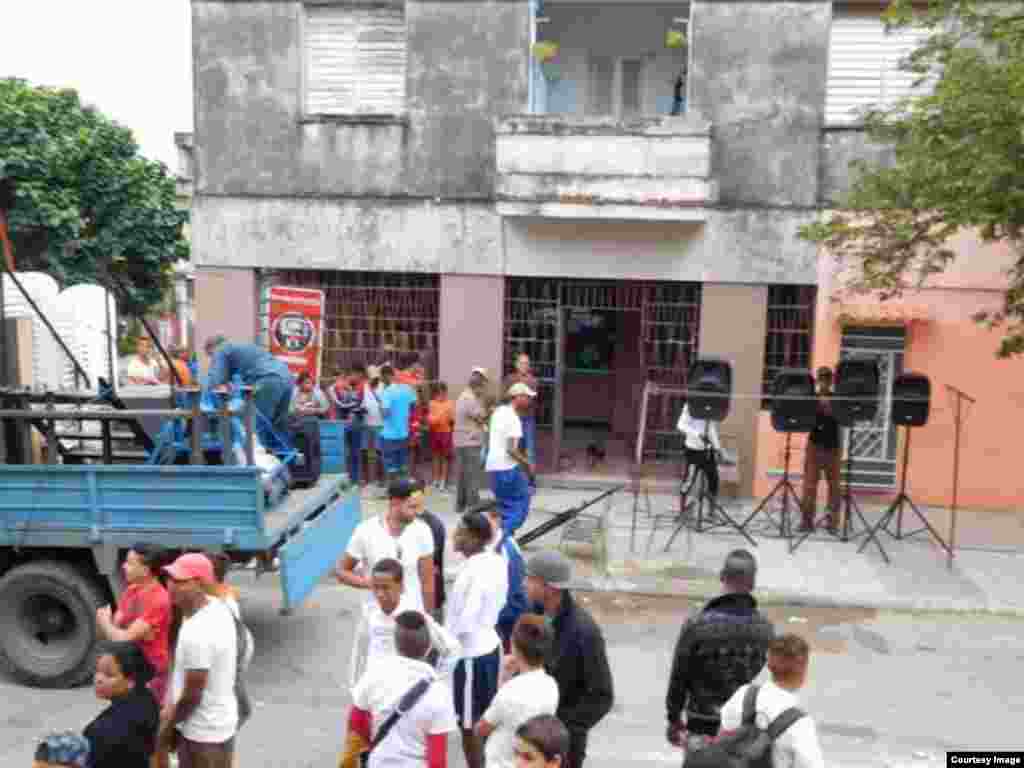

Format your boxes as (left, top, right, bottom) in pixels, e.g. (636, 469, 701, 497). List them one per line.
(268, 286, 325, 381)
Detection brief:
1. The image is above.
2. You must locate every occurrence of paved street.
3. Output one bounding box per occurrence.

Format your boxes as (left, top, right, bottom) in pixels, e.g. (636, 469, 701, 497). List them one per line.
(1, 561, 1022, 767)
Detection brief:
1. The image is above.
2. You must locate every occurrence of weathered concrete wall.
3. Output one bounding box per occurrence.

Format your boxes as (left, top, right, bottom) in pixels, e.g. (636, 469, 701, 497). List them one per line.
(192, 196, 820, 283)
(193, 0, 528, 199)
(689, 1, 831, 207)
(406, 1, 530, 197)
(819, 128, 897, 204)
(191, 196, 504, 274)
(698, 284, 769, 497)
(438, 275, 505, 396)
(193, 267, 259, 373)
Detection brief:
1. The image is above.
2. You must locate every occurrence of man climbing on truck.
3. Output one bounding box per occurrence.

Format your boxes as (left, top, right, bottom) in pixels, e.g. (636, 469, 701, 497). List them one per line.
(204, 335, 295, 454)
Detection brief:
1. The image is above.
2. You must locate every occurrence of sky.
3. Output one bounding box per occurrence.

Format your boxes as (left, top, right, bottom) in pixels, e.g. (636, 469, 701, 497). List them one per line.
(1, 1, 194, 172)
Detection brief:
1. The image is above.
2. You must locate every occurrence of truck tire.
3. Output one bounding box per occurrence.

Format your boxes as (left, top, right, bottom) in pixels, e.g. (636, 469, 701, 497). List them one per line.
(0, 560, 107, 688)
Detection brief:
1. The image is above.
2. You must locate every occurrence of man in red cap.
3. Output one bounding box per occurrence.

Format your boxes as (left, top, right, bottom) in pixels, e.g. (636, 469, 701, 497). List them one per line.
(159, 553, 239, 768)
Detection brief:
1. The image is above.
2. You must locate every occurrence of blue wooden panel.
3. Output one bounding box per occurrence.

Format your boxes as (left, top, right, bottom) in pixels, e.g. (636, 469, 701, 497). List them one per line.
(319, 420, 346, 475)
(0, 465, 265, 550)
(278, 490, 361, 613)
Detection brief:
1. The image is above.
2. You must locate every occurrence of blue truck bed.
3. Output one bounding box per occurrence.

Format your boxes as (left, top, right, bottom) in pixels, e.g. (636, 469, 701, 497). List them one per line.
(0, 464, 361, 613)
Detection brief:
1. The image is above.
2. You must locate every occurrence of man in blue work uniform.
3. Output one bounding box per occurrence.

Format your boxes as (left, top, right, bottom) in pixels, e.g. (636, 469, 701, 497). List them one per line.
(204, 335, 295, 454)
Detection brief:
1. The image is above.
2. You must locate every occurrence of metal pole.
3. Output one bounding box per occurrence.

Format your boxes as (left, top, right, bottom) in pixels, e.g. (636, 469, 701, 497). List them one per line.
(219, 399, 233, 466)
(244, 389, 255, 466)
(190, 393, 202, 465)
(949, 394, 962, 571)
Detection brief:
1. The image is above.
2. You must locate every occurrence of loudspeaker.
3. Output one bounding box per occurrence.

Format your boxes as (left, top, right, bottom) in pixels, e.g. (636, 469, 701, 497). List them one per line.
(770, 370, 818, 433)
(891, 372, 930, 427)
(686, 358, 732, 422)
(833, 359, 880, 426)
(290, 416, 323, 487)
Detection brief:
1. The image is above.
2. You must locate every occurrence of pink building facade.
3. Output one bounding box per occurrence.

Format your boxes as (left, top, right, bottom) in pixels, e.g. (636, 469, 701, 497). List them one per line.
(753, 232, 1024, 513)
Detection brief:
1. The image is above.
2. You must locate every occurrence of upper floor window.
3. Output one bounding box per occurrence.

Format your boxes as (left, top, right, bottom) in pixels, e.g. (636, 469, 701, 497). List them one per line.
(826, 14, 931, 124)
(531, 3, 690, 117)
(303, 4, 407, 116)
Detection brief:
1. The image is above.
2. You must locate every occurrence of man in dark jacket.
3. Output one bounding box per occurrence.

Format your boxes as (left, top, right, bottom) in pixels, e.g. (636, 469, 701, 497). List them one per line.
(525, 550, 613, 768)
(665, 549, 774, 752)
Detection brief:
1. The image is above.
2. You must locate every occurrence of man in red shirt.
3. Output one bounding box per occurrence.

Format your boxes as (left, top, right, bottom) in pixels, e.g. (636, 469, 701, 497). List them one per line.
(96, 544, 172, 704)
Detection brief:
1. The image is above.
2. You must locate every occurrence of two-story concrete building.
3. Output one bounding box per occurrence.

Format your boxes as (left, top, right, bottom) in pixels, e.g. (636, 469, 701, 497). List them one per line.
(188, 0, 937, 495)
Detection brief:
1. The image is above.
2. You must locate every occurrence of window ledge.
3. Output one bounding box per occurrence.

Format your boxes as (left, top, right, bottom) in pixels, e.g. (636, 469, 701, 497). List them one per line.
(300, 113, 409, 126)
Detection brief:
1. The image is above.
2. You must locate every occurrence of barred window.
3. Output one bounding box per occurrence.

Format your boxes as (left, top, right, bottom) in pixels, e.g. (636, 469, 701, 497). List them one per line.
(762, 286, 816, 408)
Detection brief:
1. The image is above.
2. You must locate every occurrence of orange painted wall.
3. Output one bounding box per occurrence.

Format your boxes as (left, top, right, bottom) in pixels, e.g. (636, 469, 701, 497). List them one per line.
(753, 234, 1024, 512)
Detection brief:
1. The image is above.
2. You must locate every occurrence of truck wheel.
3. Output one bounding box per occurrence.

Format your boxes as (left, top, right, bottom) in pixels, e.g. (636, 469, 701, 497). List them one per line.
(0, 561, 107, 688)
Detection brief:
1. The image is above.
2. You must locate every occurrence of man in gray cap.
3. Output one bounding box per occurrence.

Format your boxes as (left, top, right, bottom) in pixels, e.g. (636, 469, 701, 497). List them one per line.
(665, 548, 774, 754)
(525, 550, 613, 768)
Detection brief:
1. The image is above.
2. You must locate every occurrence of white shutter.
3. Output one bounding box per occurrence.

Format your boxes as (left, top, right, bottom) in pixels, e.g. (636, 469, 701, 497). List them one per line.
(827, 16, 933, 124)
(305, 5, 406, 115)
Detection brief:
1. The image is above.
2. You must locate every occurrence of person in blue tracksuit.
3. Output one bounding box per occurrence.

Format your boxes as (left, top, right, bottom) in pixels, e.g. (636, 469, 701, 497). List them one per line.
(204, 335, 295, 453)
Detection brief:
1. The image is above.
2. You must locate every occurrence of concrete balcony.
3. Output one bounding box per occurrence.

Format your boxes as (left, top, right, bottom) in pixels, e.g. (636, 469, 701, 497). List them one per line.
(494, 114, 716, 222)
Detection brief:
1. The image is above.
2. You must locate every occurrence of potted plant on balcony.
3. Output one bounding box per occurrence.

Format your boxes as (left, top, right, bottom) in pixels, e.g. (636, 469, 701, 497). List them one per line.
(665, 29, 687, 49)
(532, 40, 561, 81)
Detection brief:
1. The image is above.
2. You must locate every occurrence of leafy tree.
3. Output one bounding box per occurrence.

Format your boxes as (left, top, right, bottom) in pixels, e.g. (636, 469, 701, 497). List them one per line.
(800, 0, 1024, 357)
(0, 78, 188, 314)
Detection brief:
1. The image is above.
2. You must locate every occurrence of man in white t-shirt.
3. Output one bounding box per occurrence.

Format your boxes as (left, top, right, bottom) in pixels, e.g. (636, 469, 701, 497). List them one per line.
(446, 509, 509, 768)
(158, 553, 238, 768)
(717, 633, 825, 768)
(340, 611, 458, 768)
(486, 382, 535, 535)
(336, 475, 437, 613)
(476, 615, 559, 768)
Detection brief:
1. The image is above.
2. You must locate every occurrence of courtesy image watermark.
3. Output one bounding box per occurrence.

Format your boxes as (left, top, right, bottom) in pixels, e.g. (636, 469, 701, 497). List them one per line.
(948, 753, 1024, 767)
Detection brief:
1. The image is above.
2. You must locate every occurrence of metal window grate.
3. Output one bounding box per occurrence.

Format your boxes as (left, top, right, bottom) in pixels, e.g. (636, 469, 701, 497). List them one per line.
(502, 278, 701, 456)
(265, 270, 440, 382)
(762, 285, 816, 409)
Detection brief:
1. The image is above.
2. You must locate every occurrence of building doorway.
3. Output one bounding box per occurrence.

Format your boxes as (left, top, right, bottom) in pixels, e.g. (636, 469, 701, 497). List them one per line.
(839, 326, 905, 490)
(503, 278, 701, 477)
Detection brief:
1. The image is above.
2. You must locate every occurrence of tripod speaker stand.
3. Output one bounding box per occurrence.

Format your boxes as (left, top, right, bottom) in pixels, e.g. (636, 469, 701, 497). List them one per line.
(740, 431, 798, 539)
(788, 424, 889, 562)
(859, 426, 952, 557)
(664, 423, 757, 550)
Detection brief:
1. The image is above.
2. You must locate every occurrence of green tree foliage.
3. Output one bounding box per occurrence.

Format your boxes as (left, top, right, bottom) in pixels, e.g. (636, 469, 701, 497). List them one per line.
(0, 78, 188, 314)
(800, 0, 1024, 357)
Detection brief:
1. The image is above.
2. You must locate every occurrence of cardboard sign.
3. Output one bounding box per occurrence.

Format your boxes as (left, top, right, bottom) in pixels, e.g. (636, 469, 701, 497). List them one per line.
(268, 286, 325, 380)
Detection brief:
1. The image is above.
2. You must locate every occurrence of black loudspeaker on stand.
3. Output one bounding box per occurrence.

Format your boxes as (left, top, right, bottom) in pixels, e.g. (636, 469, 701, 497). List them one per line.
(858, 373, 952, 557)
(790, 359, 889, 562)
(665, 359, 757, 549)
(741, 370, 817, 539)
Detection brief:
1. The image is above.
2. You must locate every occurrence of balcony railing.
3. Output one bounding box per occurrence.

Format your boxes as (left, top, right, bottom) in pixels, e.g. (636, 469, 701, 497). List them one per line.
(495, 113, 716, 221)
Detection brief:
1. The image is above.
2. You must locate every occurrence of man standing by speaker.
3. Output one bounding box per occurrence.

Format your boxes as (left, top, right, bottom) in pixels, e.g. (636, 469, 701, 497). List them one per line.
(800, 367, 841, 534)
(676, 403, 721, 503)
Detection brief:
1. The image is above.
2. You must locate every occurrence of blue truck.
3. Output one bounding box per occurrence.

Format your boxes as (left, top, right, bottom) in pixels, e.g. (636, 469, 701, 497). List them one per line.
(0, 408, 360, 688)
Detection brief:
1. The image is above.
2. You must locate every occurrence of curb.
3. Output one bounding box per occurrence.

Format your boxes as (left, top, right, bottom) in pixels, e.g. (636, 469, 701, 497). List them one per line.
(571, 563, 1024, 619)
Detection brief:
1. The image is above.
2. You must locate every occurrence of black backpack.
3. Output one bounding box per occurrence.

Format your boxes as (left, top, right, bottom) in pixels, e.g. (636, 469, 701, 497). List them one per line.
(683, 685, 804, 768)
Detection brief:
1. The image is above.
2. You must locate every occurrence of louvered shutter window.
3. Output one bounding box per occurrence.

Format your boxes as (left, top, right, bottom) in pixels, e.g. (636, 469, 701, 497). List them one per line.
(305, 5, 407, 115)
(826, 16, 932, 124)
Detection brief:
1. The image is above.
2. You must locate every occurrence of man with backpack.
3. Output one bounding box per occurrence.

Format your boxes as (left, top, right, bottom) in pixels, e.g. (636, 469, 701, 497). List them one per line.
(665, 549, 774, 754)
(687, 633, 825, 768)
(340, 611, 457, 768)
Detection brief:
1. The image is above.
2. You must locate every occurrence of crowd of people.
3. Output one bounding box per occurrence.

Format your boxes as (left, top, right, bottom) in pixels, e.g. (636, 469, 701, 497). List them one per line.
(336, 475, 615, 768)
(32, 547, 251, 768)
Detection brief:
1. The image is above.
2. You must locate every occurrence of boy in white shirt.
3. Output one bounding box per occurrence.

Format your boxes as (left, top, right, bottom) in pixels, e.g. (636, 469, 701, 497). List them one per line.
(340, 611, 458, 768)
(348, 557, 462, 691)
(446, 510, 509, 768)
(718, 633, 825, 768)
(476, 615, 560, 768)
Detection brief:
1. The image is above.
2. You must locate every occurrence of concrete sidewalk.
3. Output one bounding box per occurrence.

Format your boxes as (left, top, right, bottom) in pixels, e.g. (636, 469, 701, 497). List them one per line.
(399, 483, 1024, 617)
